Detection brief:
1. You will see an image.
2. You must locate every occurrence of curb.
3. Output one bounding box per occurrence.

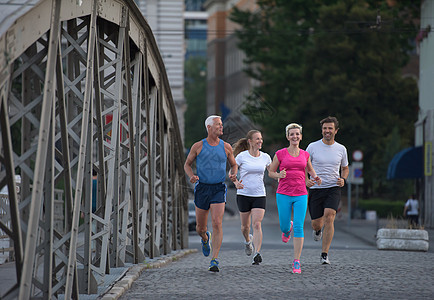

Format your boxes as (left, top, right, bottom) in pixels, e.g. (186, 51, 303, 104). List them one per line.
(98, 249, 198, 300)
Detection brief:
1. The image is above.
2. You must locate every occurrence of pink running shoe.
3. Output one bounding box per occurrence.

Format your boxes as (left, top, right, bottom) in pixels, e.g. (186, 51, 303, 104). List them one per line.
(292, 259, 301, 274)
(281, 221, 293, 243)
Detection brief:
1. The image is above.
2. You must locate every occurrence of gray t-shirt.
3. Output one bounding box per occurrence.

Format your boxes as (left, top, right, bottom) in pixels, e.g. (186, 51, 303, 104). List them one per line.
(306, 139, 348, 189)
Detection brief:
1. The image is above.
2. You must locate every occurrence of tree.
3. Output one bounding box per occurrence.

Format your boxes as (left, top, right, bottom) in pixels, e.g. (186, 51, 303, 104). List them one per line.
(230, 0, 420, 198)
(295, 1, 419, 197)
(184, 56, 207, 148)
(230, 0, 328, 143)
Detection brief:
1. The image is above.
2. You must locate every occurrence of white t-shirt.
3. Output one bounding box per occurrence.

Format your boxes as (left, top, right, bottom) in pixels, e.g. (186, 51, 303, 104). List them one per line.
(306, 140, 348, 189)
(235, 150, 272, 197)
(405, 199, 419, 215)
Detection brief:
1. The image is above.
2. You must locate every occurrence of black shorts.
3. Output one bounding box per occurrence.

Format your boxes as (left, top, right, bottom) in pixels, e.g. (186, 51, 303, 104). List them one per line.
(236, 195, 266, 213)
(308, 187, 341, 220)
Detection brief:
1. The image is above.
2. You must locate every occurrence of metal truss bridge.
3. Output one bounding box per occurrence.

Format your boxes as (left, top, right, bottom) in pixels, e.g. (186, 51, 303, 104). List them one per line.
(0, 0, 189, 298)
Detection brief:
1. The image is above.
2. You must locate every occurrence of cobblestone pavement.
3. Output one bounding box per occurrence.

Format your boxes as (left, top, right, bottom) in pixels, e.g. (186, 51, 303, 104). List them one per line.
(120, 248, 434, 300)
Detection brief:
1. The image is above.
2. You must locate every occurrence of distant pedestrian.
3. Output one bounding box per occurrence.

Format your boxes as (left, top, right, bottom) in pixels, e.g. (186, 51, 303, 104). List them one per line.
(268, 123, 321, 274)
(404, 194, 419, 228)
(184, 115, 237, 272)
(306, 116, 349, 265)
(232, 130, 272, 265)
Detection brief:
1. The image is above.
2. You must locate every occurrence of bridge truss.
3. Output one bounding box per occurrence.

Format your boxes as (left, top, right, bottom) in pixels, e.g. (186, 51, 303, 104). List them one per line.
(0, 0, 188, 298)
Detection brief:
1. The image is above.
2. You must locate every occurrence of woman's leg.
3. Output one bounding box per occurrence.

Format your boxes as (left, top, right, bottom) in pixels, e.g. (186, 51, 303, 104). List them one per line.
(276, 193, 292, 234)
(240, 211, 252, 242)
(251, 208, 265, 252)
(292, 195, 308, 260)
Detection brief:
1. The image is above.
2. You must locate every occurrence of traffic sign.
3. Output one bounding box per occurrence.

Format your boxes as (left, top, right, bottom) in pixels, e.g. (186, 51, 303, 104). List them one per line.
(349, 162, 364, 185)
(353, 150, 363, 161)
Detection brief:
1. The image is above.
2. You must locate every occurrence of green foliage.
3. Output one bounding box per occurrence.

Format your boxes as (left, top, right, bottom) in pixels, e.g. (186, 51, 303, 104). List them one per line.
(358, 198, 405, 218)
(230, 0, 420, 197)
(377, 127, 413, 198)
(184, 56, 207, 148)
(296, 1, 419, 197)
(230, 0, 323, 143)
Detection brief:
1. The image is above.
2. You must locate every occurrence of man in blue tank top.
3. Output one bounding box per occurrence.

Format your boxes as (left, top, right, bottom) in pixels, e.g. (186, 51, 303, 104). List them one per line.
(184, 115, 237, 272)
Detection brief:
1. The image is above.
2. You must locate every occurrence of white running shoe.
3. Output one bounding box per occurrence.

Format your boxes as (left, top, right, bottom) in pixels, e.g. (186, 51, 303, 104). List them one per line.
(312, 229, 323, 242)
(244, 234, 254, 256)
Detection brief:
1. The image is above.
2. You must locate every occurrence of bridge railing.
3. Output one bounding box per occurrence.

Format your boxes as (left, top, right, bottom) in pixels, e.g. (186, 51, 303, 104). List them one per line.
(0, 0, 189, 298)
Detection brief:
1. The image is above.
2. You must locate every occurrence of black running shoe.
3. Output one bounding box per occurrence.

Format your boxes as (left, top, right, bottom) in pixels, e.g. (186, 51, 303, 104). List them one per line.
(321, 253, 330, 264)
(252, 252, 262, 265)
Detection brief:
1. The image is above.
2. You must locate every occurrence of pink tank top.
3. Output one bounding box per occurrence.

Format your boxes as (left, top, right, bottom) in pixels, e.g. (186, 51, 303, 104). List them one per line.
(275, 148, 309, 196)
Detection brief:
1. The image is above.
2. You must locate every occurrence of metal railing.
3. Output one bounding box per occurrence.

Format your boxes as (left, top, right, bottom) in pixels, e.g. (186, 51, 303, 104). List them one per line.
(0, 0, 188, 298)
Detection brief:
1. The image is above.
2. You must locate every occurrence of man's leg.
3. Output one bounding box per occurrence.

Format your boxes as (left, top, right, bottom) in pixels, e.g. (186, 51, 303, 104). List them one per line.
(311, 217, 324, 233)
(195, 206, 209, 241)
(322, 208, 336, 253)
(309, 189, 324, 235)
(210, 202, 225, 258)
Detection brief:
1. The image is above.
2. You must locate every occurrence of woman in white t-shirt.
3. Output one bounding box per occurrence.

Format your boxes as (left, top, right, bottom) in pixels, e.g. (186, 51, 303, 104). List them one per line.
(232, 130, 272, 265)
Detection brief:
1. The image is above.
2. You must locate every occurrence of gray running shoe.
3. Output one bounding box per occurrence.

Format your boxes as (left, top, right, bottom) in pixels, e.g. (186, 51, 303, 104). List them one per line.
(312, 229, 323, 242)
(245, 234, 253, 256)
(320, 254, 330, 264)
(252, 252, 262, 265)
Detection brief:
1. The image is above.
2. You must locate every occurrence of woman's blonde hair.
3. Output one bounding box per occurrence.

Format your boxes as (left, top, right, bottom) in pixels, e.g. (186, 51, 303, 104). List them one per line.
(285, 123, 302, 137)
(232, 130, 261, 157)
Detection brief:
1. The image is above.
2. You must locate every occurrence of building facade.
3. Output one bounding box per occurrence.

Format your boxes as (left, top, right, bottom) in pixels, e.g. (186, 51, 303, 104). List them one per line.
(416, 0, 434, 227)
(135, 0, 186, 140)
(204, 0, 258, 143)
(185, 0, 208, 60)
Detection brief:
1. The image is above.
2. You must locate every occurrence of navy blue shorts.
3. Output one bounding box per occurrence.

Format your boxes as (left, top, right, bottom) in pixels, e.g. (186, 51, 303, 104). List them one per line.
(194, 182, 227, 210)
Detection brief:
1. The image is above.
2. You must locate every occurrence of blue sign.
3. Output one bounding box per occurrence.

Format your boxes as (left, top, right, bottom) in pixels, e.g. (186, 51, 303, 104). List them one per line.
(354, 168, 363, 178)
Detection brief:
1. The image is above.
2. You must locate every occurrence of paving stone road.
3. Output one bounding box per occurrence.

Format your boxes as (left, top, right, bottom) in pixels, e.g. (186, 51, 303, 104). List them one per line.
(120, 247, 434, 300)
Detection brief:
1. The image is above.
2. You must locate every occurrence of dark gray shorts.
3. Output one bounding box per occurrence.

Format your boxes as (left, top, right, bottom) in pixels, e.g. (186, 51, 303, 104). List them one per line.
(308, 187, 341, 220)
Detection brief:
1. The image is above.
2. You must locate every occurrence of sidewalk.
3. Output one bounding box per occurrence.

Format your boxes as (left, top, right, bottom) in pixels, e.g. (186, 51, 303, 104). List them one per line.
(336, 217, 434, 253)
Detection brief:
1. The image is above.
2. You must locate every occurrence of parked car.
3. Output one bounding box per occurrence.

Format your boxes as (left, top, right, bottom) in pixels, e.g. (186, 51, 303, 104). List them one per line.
(188, 200, 196, 231)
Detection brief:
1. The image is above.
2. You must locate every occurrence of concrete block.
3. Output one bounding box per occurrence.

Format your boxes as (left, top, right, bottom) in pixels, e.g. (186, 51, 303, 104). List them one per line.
(376, 229, 429, 251)
(377, 228, 428, 240)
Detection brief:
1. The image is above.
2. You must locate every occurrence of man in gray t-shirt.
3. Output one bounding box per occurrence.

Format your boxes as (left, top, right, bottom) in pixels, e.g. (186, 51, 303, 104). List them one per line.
(306, 116, 349, 265)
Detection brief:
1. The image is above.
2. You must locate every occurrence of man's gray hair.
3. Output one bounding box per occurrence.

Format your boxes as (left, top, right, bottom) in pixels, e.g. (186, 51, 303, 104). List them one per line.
(205, 115, 221, 132)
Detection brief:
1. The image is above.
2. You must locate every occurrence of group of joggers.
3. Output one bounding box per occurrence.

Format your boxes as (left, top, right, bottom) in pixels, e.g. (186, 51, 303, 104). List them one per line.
(184, 115, 349, 273)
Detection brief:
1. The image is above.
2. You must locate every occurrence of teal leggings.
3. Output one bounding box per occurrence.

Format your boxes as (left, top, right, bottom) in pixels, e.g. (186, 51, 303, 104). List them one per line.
(276, 193, 308, 238)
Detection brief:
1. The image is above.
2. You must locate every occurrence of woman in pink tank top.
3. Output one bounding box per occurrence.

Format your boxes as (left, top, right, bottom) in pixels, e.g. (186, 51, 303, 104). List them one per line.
(268, 123, 321, 274)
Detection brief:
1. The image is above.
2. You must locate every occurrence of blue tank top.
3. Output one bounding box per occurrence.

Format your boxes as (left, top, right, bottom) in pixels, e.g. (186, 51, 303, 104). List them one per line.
(196, 139, 227, 184)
